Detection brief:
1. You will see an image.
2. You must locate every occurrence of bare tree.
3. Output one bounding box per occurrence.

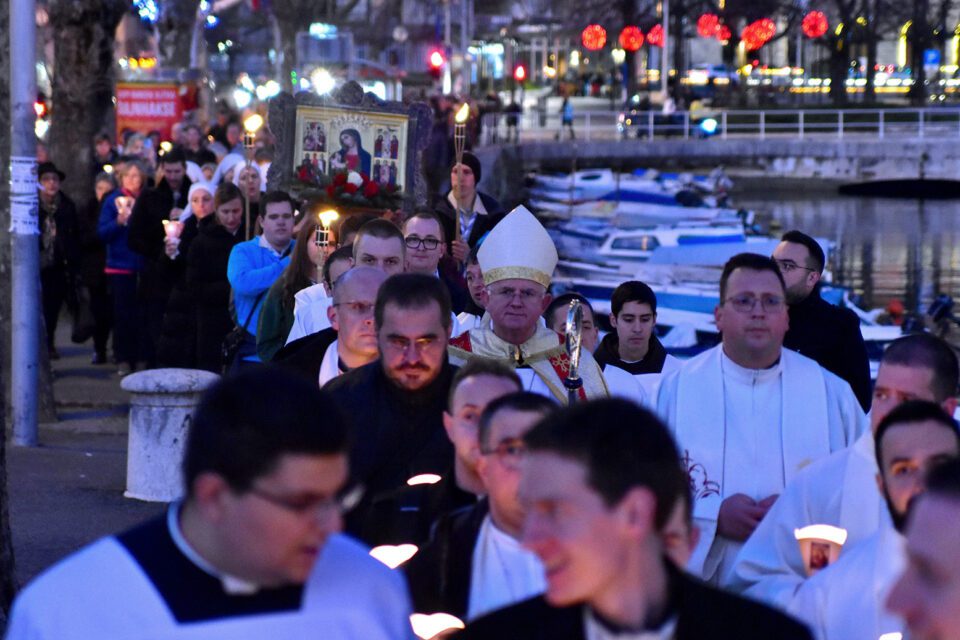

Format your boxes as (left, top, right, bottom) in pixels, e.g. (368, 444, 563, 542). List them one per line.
(47, 1, 128, 205)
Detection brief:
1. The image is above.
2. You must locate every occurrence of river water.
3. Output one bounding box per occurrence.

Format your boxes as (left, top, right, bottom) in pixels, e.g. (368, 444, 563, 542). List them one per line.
(735, 189, 960, 313)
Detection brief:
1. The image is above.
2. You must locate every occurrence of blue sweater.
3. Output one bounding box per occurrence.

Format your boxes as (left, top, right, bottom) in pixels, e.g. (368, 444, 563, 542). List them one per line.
(97, 190, 142, 272)
(226, 237, 293, 341)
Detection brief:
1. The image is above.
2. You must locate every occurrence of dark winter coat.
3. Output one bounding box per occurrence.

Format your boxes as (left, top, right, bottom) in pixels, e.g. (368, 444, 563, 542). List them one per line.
(155, 215, 205, 367)
(185, 217, 243, 372)
(127, 176, 192, 301)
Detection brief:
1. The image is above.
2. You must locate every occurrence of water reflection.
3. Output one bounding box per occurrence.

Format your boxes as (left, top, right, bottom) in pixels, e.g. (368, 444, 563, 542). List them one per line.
(736, 192, 960, 311)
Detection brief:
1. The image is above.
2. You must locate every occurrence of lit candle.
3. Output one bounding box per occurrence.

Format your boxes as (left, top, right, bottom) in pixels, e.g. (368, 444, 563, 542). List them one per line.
(407, 474, 442, 486)
(409, 613, 465, 640)
(452, 103, 470, 248)
(794, 524, 848, 576)
(369, 544, 419, 569)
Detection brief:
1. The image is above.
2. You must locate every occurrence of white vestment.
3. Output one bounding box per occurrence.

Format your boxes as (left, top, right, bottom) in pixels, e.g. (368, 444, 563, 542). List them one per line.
(633, 353, 683, 402)
(318, 339, 343, 387)
(656, 346, 864, 584)
(466, 516, 545, 621)
(453, 312, 484, 338)
(788, 525, 905, 640)
(6, 519, 413, 640)
(286, 283, 332, 345)
(727, 429, 886, 608)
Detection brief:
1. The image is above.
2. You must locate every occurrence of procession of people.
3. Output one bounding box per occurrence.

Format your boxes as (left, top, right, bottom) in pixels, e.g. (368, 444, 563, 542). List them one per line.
(11, 112, 960, 640)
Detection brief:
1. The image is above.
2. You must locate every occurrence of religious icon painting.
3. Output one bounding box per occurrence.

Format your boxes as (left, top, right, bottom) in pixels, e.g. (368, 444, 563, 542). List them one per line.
(294, 106, 409, 190)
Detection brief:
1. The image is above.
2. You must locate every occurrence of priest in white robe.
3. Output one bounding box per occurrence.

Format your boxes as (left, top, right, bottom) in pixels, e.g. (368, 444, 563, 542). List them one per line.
(448, 206, 644, 406)
(728, 334, 959, 608)
(787, 399, 960, 640)
(657, 253, 863, 585)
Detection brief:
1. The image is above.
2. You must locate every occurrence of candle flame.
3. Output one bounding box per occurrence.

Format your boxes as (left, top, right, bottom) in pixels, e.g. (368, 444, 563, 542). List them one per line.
(794, 524, 848, 546)
(103, 164, 114, 174)
(318, 209, 339, 228)
(455, 103, 469, 123)
(369, 544, 419, 569)
(243, 113, 264, 133)
(159, 141, 173, 153)
(410, 613, 465, 639)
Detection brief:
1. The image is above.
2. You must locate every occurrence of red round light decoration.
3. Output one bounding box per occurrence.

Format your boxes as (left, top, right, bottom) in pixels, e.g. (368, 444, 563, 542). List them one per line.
(647, 24, 664, 48)
(619, 25, 644, 51)
(802, 11, 828, 38)
(717, 24, 732, 41)
(581, 24, 607, 51)
(697, 14, 720, 38)
(741, 18, 776, 51)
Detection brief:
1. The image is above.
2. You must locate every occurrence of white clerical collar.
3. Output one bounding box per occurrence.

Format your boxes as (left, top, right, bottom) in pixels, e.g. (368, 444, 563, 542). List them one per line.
(584, 609, 677, 640)
(257, 234, 289, 258)
(719, 348, 782, 385)
(166, 502, 261, 595)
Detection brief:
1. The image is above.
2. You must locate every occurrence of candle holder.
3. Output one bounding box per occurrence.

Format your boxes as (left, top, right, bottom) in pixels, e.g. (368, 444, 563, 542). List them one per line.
(242, 113, 264, 241)
(452, 103, 469, 247)
(794, 524, 848, 576)
(315, 208, 339, 285)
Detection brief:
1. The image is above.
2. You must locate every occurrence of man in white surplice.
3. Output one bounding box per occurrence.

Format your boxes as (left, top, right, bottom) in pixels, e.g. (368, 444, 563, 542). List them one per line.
(787, 400, 960, 640)
(657, 253, 864, 585)
(728, 334, 959, 608)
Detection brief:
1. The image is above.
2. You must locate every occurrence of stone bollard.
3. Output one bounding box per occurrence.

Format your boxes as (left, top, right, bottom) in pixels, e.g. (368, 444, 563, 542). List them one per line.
(121, 368, 220, 502)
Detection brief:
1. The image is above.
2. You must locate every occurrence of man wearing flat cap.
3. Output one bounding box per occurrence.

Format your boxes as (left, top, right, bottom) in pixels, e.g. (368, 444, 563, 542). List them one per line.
(37, 161, 80, 359)
(448, 206, 644, 405)
(435, 151, 505, 263)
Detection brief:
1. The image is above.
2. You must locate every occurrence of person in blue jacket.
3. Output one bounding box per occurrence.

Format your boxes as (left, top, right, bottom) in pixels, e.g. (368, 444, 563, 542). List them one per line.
(98, 158, 147, 375)
(225, 190, 296, 370)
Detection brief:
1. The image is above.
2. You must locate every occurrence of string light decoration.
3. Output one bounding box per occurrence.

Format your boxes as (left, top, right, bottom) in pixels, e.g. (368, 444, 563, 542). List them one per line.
(581, 24, 608, 50)
(802, 11, 829, 38)
(619, 26, 644, 51)
(697, 14, 720, 38)
(647, 24, 665, 47)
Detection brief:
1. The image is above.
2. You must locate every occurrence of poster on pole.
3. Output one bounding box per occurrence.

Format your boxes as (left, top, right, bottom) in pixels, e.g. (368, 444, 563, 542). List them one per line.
(115, 82, 183, 141)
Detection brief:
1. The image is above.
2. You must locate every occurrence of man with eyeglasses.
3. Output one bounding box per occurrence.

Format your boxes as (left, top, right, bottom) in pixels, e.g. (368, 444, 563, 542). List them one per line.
(657, 253, 863, 586)
(449, 206, 617, 404)
(773, 230, 871, 411)
(5, 369, 413, 639)
(403, 211, 470, 313)
(324, 273, 459, 544)
(406, 392, 556, 621)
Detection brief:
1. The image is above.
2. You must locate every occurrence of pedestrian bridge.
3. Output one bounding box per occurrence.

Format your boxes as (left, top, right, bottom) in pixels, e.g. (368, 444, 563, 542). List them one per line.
(474, 107, 960, 197)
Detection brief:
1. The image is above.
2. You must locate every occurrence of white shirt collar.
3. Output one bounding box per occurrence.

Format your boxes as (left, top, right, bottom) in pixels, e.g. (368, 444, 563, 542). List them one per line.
(258, 234, 288, 258)
(166, 502, 261, 595)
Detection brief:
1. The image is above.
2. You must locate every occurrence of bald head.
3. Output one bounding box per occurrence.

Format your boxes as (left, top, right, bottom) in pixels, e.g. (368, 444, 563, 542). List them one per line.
(332, 266, 388, 304)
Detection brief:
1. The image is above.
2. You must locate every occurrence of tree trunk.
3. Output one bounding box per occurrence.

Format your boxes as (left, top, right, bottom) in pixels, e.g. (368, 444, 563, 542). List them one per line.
(864, 35, 878, 104)
(829, 40, 849, 106)
(47, 1, 128, 206)
(0, 0, 21, 616)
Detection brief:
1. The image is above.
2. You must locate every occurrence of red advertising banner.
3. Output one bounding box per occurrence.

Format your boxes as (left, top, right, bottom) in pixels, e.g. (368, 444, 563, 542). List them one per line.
(115, 82, 183, 141)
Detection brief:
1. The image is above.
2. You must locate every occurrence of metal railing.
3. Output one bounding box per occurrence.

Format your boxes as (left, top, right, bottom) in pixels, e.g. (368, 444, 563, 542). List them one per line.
(479, 108, 960, 145)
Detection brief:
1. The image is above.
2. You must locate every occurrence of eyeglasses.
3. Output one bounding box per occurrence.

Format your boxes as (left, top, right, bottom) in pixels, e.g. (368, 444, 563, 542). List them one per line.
(334, 300, 375, 316)
(247, 484, 364, 520)
(480, 438, 527, 469)
(723, 294, 785, 313)
(488, 286, 543, 301)
(404, 236, 440, 250)
(384, 335, 441, 354)
(773, 258, 816, 274)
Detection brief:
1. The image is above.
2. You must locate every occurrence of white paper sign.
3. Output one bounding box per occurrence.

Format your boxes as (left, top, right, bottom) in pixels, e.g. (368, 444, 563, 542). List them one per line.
(10, 194, 38, 235)
(10, 155, 36, 195)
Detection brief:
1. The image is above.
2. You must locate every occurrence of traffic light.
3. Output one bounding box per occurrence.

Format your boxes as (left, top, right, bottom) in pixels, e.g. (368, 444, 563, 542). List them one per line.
(428, 49, 445, 80)
(513, 64, 527, 82)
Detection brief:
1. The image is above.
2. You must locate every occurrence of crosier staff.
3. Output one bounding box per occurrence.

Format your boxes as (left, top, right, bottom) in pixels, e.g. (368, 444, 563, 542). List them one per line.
(564, 299, 584, 404)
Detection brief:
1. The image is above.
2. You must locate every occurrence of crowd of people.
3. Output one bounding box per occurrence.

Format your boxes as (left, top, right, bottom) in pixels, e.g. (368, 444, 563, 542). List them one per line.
(17, 122, 960, 639)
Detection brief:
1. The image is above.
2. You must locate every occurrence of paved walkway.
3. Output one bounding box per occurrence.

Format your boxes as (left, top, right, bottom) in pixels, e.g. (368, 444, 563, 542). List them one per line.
(6, 326, 165, 590)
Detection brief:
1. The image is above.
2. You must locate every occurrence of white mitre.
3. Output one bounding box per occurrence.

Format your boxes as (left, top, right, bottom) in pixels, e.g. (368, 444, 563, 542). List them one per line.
(477, 205, 558, 288)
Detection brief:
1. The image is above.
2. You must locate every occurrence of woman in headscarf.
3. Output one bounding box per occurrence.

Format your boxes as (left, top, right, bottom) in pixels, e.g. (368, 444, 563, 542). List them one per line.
(329, 128, 372, 176)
